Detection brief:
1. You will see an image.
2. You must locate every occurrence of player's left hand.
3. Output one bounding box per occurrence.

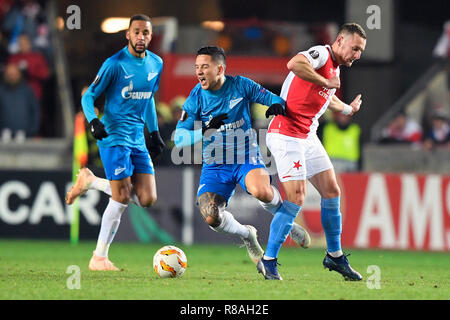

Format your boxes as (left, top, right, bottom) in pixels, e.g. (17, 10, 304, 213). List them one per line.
(202, 113, 228, 135)
(349, 94, 362, 115)
(148, 131, 166, 159)
(265, 103, 286, 118)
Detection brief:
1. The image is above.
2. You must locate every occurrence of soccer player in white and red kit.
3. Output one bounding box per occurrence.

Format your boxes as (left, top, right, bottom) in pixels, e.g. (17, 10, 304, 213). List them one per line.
(258, 23, 366, 280)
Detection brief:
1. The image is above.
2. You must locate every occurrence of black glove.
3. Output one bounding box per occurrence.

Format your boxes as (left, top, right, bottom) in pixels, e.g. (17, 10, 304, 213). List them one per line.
(265, 103, 286, 118)
(148, 131, 165, 159)
(202, 113, 228, 135)
(89, 118, 108, 140)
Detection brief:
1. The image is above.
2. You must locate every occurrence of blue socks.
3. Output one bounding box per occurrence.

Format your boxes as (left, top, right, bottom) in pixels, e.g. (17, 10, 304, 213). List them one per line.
(265, 200, 301, 259)
(321, 197, 342, 254)
(265, 196, 342, 259)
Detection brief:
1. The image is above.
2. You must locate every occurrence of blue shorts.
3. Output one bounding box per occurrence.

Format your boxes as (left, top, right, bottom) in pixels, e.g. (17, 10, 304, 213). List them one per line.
(197, 162, 268, 204)
(99, 146, 154, 180)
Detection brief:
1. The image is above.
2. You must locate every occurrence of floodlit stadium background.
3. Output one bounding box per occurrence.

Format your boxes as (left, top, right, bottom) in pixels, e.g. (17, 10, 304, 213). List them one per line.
(0, 0, 449, 253)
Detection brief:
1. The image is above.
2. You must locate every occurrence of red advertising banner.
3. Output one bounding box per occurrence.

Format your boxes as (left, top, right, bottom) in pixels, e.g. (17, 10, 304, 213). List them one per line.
(289, 173, 450, 251)
(159, 53, 290, 103)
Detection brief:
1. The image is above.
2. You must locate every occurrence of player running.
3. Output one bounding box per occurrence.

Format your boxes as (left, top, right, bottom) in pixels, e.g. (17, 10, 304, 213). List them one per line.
(173, 46, 310, 264)
(67, 46, 311, 267)
(257, 23, 366, 280)
(67, 14, 165, 271)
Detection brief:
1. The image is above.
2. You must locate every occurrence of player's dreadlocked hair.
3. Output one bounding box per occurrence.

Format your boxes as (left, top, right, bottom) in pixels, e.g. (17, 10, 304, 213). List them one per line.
(197, 46, 226, 66)
(129, 14, 152, 28)
(340, 23, 367, 39)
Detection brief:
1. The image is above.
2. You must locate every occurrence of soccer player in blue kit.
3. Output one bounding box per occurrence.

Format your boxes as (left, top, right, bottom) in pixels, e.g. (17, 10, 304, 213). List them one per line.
(174, 46, 311, 267)
(67, 14, 165, 271)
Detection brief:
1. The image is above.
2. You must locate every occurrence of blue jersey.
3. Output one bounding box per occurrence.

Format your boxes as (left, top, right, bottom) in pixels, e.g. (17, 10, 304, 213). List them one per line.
(81, 46, 163, 151)
(176, 75, 285, 164)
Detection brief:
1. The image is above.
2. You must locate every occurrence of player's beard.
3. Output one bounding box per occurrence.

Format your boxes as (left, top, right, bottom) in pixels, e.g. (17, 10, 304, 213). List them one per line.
(130, 40, 147, 56)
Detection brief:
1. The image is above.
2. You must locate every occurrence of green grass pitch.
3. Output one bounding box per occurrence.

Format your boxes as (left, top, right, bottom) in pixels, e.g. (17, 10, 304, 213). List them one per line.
(0, 239, 448, 300)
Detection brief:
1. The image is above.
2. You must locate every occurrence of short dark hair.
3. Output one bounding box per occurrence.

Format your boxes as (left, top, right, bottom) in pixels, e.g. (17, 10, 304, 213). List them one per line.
(197, 46, 226, 66)
(340, 23, 366, 39)
(129, 14, 151, 28)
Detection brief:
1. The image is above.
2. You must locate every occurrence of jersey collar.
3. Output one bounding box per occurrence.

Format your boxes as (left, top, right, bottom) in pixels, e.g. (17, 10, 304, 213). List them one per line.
(124, 46, 148, 63)
(325, 45, 340, 67)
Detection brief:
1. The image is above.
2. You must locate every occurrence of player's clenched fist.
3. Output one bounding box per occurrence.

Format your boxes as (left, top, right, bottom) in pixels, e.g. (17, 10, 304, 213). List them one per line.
(89, 118, 108, 140)
(325, 75, 340, 89)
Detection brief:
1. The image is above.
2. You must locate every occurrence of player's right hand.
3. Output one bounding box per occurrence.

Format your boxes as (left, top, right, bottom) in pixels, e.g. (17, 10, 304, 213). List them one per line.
(202, 113, 228, 135)
(325, 75, 340, 89)
(89, 118, 108, 140)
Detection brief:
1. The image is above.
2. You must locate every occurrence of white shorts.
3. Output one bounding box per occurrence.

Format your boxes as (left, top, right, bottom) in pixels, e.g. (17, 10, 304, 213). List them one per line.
(266, 132, 333, 182)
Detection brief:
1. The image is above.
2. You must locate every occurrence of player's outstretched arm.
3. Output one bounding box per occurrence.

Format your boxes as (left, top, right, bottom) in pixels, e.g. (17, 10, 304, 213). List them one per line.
(238, 76, 286, 118)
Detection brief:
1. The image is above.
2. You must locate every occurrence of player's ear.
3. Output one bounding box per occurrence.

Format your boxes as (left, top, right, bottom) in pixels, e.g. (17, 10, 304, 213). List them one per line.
(126, 29, 130, 41)
(218, 64, 225, 76)
(337, 33, 346, 47)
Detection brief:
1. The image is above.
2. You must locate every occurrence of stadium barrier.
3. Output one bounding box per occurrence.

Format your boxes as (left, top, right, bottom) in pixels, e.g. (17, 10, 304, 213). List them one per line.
(0, 169, 448, 251)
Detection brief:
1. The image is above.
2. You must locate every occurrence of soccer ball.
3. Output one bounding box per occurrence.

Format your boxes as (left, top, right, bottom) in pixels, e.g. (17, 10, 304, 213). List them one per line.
(153, 245, 187, 278)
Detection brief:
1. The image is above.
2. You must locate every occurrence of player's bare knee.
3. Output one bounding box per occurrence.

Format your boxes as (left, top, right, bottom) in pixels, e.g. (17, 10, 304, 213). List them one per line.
(201, 205, 220, 227)
(324, 185, 340, 199)
(114, 193, 131, 205)
(139, 193, 157, 207)
(286, 191, 305, 207)
(147, 194, 157, 207)
(112, 182, 133, 204)
(249, 185, 273, 203)
(205, 213, 220, 228)
(198, 192, 225, 228)
(199, 202, 220, 227)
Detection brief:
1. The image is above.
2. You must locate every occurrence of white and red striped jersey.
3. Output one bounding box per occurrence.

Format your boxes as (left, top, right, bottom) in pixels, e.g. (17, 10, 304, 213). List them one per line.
(268, 45, 340, 138)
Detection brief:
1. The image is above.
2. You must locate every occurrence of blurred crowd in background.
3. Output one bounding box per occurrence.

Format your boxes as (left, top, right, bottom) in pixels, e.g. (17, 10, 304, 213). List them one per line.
(379, 109, 450, 150)
(0, 0, 53, 141)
